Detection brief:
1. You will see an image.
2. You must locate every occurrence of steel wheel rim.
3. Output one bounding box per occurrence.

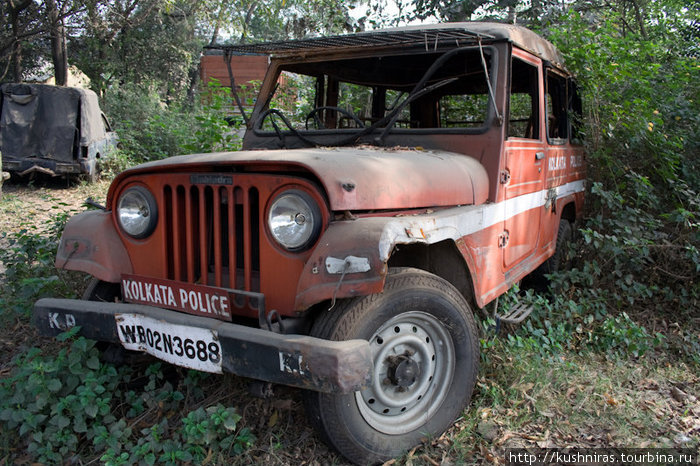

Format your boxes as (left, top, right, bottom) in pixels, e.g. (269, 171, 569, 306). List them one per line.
(355, 311, 455, 434)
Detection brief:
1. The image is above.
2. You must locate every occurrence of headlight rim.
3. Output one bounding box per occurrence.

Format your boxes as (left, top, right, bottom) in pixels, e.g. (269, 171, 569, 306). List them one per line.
(116, 185, 159, 239)
(266, 187, 323, 253)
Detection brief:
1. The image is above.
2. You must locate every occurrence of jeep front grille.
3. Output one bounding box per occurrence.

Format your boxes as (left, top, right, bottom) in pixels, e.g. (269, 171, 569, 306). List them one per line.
(162, 182, 261, 291)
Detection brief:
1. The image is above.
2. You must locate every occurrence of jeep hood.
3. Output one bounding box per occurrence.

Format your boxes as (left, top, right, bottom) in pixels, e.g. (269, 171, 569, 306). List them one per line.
(117, 147, 489, 211)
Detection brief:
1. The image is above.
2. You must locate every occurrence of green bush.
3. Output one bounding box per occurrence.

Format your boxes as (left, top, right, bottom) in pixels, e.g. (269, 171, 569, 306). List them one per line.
(0, 212, 81, 319)
(590, 312, 666, 357)
(489, 8, 698, 363)
(0, 335, 254, 464)
(102, 80, 242, 167)
(545, 11, 699, 318)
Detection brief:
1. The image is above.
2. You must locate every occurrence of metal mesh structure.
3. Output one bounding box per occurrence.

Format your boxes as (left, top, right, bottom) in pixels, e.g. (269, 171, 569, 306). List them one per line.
(207, 26, 494, 56)
(205, 22, 565, 66)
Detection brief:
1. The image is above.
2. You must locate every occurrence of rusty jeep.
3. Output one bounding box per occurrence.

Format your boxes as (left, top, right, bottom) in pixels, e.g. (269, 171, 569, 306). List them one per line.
(34, 22, 585, 464)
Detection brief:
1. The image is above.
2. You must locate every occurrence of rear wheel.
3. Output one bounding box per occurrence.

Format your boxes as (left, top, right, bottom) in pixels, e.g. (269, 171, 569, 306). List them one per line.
(303, 268, 479, 465)
(540, 219, 573, 274)
(526, 218, 574, 291)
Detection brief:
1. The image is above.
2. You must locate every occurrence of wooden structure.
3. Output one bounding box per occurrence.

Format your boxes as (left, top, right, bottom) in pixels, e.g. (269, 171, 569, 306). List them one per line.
(199, 53, 269, 92)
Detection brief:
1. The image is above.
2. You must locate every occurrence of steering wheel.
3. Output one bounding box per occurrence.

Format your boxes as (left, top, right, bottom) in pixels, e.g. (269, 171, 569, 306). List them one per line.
(305, 106, 366, 130)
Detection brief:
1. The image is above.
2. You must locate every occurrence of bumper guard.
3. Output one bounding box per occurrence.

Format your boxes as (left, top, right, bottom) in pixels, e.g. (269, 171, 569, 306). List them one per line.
(34, 298, 372, 393)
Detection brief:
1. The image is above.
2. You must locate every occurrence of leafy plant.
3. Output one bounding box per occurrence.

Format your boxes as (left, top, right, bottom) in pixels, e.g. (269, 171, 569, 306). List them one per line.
(0, 335, 254, 464)
(0, 335, 123, 463)
(0, 212, 82, 319)
(102, 80, 242, 169)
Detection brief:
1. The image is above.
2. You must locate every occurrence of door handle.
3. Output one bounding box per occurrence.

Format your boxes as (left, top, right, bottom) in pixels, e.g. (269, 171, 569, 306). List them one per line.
(535, 152, 545, 160)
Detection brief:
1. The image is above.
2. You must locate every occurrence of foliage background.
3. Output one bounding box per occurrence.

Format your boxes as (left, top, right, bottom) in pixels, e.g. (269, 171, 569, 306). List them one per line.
(0, 0, 698, 463)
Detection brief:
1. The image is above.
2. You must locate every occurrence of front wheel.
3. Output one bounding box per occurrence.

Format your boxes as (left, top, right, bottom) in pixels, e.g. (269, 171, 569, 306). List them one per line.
(83, 278, 131, 365)
(303, 268, 479, 465)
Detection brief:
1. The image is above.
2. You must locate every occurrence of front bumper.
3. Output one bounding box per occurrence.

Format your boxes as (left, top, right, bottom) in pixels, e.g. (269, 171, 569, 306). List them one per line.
(4, 158, 83, 176)
(34, 298, 372, 393)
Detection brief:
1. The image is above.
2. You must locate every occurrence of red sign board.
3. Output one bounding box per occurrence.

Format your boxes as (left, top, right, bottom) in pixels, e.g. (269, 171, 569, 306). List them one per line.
(121, 274, 233, 322)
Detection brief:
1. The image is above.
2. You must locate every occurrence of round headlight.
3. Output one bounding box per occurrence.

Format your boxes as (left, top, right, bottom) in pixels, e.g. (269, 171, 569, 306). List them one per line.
(117, 186, 158, 238)
(268, 190, 321, 251)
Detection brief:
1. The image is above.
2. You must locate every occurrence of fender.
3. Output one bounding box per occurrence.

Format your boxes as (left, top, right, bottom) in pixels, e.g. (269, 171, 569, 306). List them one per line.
(294, 212, 483, 311)
(295, 219, 390, 310)
(56, 210, 133, 282)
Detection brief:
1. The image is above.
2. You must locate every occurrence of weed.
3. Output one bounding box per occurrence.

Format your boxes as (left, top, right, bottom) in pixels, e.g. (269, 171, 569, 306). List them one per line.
(102, 80, 242, 167)
(0, 334, 254, 463)
(0, 213, 84, 320)
(0, 335, 122, 463)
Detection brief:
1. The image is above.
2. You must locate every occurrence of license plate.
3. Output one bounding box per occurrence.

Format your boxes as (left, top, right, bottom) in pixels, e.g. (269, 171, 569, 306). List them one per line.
(116, 314, 223, 374)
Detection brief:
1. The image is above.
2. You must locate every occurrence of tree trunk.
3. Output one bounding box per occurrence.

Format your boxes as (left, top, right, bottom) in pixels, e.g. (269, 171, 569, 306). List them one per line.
(507, 5, 517, 23)
(531, 0, 542, 23)
(9, 1, 25, 82)
(46, 0, 69, 86)
(628, 0, 648, 39)
(241, 1, 260, 43)
(209, 0, 226, 46)
(11, 30, 22, 82)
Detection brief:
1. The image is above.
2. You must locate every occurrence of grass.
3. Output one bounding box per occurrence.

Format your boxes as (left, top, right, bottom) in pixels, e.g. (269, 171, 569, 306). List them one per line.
(428, 341, 699, 464)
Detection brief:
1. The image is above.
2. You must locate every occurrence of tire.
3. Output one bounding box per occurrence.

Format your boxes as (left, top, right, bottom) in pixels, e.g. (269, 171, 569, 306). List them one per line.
(83, 278, 129, 365)
(541, 219, 573, 275)
(82, 278, 120, 302)
(525, 219, 573, 291)
(303, 268, 479, 465)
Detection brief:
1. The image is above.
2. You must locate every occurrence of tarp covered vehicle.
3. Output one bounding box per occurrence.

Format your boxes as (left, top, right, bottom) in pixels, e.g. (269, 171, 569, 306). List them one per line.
(0, 83, 117, 182)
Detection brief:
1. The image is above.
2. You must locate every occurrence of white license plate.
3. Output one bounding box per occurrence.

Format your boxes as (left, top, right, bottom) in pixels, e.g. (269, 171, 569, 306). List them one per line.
(116, 314, 222, 374)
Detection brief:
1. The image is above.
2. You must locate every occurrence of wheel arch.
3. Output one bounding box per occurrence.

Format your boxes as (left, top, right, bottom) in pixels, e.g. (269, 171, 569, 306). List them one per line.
(387, 239, 478, 311)
(295, 217, 484, 312)
(560, 200, 576, 223)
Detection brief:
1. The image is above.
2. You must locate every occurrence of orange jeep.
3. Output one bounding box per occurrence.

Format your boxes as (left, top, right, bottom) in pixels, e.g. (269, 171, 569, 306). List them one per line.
(35, 23, 585, 464)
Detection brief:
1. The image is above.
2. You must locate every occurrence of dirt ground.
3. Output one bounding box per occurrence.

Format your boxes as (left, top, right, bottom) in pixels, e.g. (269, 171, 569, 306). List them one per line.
(0, 177, 109, 277)
(0, 176, 110, 233)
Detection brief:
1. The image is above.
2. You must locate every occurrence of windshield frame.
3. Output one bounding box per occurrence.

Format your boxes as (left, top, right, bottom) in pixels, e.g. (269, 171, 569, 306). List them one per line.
(248, 44, 501, 146)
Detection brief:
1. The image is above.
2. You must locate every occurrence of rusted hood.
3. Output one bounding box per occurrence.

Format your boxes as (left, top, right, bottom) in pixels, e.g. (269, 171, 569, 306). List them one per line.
(118, 146, 489, 211)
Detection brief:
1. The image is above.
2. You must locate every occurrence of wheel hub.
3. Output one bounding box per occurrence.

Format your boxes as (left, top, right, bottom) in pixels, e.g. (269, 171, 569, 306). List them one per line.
(387, 353, 420, 388)
(355, 311, 456, 435)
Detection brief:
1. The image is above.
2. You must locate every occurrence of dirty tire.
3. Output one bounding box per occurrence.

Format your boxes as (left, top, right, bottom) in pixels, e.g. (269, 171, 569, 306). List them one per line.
(303, 268, 479, 465)
(526, 219, 573, 291)
(82, 278, 120, 302)
(542, 219, 573, 274)
(83, 278, 130, 365)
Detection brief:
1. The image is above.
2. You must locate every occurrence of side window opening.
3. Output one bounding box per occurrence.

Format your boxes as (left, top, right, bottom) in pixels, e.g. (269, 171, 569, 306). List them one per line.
(546, 70, 568, 143)
(508, 57, 539, 139)
(439, 93, 489, 128)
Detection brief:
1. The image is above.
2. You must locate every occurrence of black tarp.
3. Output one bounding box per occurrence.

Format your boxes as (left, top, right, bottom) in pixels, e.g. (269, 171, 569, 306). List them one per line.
(0, 83, 106, 163)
